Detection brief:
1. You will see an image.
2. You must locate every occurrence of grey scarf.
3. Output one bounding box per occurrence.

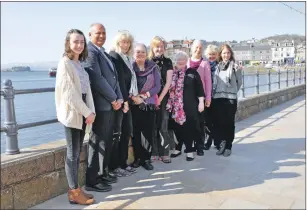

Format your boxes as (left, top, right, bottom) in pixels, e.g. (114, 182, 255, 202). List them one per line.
(213, 60, 235, 92)
(119, 52, 138, 96)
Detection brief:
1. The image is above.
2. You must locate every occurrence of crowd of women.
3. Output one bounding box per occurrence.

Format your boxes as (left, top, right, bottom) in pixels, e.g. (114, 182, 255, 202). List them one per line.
(55, 23, 242, 205)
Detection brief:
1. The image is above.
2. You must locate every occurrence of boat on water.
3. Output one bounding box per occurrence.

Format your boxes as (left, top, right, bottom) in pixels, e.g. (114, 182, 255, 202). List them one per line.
(1, 66, 31, 72)
(49, 67, 57, 77)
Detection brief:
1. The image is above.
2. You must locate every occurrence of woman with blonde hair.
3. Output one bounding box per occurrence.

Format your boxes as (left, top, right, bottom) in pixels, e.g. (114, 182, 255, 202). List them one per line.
(148, 36, 173, 163)
(109, 30, 138, 176)
(55, 29, 96, 205)
(203, 44, 220, 150)
(212, 44, 242, 157)
(167, 51, 204, 161)
(187, 40, 212, 156)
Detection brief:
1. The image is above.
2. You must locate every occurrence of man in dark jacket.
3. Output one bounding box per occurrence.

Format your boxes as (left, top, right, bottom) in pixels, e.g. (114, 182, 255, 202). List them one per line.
(84, 23, 123, 192)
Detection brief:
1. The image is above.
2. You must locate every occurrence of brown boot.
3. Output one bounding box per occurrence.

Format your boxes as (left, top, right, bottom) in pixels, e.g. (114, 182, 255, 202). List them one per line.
(69, 188, 94, 199)
(80, 188, 94, 199)
(68, 188, 94, 205)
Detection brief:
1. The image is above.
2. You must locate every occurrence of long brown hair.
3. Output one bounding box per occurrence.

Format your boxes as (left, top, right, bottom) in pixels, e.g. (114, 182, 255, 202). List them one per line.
(63, 29, 88, 62)
(217, 44, 235, 62)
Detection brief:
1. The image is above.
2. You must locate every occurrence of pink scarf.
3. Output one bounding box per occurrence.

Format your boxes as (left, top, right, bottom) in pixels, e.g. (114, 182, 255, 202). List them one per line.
(166, 66, 186, 125)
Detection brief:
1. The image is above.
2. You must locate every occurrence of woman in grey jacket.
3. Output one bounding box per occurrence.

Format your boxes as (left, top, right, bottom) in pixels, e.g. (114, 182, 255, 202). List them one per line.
(212, 44, 242, 157)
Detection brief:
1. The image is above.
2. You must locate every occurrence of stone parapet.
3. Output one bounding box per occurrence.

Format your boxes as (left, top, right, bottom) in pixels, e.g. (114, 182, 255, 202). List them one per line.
(1, 84, 305, 209)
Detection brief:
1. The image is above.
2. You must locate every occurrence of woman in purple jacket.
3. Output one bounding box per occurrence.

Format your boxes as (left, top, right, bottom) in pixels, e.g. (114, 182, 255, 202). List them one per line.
(130, 43, 161, 170)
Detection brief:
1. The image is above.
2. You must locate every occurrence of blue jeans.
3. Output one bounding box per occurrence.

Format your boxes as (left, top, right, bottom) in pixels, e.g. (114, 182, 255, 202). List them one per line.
(64, 120, 86, 189)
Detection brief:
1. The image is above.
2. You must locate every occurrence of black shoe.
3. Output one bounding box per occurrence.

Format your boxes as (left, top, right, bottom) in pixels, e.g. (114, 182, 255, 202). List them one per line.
(132, 159, 141, 168)
(98, 175, 117, 184)
(142, 161, 154, 170)
(216, 141, 226, 156)
(186, 153, 194, 161)
(85, 183, 112, 192)
(170, 151, 181, 158)
(197, 149, 204, 156)
(204, 144, 211, 150)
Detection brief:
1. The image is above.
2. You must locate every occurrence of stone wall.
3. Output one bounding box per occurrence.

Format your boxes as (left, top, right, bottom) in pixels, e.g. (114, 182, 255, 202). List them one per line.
(0, 84, 305, 209)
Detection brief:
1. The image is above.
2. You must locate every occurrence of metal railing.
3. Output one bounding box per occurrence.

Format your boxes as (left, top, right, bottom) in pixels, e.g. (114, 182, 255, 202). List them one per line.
(0, 65, 305, 155)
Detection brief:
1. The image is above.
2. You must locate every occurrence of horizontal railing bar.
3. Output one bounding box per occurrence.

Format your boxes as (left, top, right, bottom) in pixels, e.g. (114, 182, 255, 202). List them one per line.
(0, 126, 7, 132)
(18, 119, 58, 130)
(15, 88, 55, 95)
(0, 90, 4, 96)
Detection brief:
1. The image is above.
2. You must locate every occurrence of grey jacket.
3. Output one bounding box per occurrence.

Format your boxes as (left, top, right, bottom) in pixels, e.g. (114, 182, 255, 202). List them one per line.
(212, 61, 242, 100)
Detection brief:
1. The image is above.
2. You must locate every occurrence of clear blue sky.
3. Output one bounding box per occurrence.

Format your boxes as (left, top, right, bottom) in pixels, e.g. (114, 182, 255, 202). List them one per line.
(1, 1, 305, 64)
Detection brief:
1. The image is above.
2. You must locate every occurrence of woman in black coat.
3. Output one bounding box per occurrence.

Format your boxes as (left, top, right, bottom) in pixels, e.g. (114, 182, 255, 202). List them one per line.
(109, 31, 138, 176)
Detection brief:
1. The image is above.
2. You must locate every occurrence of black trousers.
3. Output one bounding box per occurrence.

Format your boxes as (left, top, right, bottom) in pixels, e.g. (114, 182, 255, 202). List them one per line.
(173, 117, 201, 153)
(153, 97, 172, 156)
(212, 98, 237, 150)
(86, 110, 115, 185)
(204, 105, 219, 147)
(131, 105, 156, 163)
(109, 109, 133, 170)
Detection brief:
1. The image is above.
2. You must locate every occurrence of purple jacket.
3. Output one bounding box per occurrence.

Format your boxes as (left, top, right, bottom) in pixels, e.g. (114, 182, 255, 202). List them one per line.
(133, 60, 161, 105)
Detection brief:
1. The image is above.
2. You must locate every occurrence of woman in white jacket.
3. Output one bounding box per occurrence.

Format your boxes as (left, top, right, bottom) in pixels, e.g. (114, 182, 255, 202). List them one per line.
(55, 29, 96, 205)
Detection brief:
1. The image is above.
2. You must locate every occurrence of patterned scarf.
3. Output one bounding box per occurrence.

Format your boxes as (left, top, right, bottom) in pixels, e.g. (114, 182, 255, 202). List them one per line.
(166, 66, 186, 125)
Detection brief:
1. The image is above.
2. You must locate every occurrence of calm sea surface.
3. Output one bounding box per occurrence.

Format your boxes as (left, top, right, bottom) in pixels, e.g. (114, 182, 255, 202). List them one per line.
(0, 70, 304, 153)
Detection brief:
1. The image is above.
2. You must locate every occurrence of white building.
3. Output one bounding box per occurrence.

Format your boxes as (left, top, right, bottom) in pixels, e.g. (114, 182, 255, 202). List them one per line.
(271, 40, 295, 64)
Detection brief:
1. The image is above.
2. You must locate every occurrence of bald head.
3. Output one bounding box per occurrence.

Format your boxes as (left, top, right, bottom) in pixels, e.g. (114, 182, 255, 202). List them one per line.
(89, 23, 106, 47)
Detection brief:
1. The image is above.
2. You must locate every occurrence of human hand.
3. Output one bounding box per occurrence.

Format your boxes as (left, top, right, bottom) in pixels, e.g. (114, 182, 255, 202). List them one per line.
(85, 113, 96, 124)
(205, 100, 211, 108)
(122, 102, 129, 113)
(111, 101, 121, 110)
(132, 96, 144, 105)
(198, 101, 205, 113)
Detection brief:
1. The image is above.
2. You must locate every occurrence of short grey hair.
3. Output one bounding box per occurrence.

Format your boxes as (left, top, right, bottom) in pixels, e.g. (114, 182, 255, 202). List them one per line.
(110, 30, 134, 57)
(191, 39, 204, 56)
(174, 51, 189, 64)
(89, 23, 105, 33)
(205, 44, 218, 58)
(134, 43, 148, 55)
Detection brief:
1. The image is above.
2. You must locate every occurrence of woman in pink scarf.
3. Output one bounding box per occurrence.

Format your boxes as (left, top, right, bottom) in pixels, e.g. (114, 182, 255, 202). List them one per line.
(167, 51, 205, 161)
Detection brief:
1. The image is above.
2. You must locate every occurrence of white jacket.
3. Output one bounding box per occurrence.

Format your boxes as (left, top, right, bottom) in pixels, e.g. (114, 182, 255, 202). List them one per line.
(55, 56, 95, 130)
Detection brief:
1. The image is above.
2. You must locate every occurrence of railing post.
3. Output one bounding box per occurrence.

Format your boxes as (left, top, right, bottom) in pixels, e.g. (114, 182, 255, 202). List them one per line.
(2, 79, 19, 155)
(293, 68, 295, 85)
(286, 68, 289, 87)
(256, 68, 260, 94)
(299, 67, 301, 84)
(278, 67, 281, 89)
(242, 68, 245, 98)
(268, 68, 271, 91)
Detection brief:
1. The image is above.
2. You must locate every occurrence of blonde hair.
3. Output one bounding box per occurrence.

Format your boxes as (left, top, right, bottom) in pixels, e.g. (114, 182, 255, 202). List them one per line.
(110, 30, 134, 57)
(205, 44, 218, 59)
(148, 36, 167, 59)
(174, 51, 189, 65)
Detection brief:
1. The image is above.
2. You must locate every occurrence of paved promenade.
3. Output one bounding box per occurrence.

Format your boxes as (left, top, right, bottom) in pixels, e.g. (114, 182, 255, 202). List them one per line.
(32, 96, 306, 209)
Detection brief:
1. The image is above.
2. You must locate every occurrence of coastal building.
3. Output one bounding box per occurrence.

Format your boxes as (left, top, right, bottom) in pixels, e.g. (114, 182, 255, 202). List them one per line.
(232, 44, 272, 65)
(271, 40, 295, 64)
(165, 39, 194, 61)
(295, 43, 306, 63)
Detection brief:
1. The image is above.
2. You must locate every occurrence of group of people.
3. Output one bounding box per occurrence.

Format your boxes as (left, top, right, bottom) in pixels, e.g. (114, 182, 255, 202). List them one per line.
(55, 22, 243, 205)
